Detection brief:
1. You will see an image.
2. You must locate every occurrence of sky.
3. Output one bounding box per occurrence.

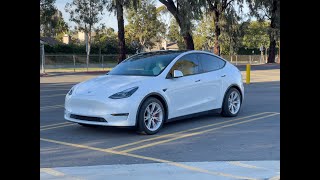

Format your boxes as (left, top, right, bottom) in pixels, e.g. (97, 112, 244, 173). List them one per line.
(55, 0, 250, 31)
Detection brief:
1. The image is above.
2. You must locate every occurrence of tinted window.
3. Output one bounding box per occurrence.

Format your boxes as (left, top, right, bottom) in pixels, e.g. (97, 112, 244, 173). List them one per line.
(198, 54, 226, 72)
(169, 54, 200, 77)
(108, 51, 181, 76)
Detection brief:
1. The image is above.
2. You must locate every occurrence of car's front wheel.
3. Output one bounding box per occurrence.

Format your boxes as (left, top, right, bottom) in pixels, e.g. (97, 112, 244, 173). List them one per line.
(137, 97, 165, 135)
(221, 87, 242, 117)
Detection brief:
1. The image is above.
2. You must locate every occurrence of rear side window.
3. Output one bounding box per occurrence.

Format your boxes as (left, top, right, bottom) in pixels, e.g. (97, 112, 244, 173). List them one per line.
(168, 54, 200, 77)
(198, 54, 226, 72)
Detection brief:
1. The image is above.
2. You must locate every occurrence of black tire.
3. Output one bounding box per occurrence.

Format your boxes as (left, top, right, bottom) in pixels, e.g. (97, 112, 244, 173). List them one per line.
(221, 87, 242, 117)
(137, 97, 165, 135)
(78, 123, 98, 128)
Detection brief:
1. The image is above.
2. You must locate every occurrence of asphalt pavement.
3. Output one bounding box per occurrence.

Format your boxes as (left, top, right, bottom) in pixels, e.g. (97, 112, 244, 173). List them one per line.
(40, 64, 280, 180)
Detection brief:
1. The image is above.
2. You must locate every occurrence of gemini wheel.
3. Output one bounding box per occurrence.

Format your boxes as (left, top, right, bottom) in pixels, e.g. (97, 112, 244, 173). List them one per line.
(221, 87, 242, 117)
(137, 97, 165, 135)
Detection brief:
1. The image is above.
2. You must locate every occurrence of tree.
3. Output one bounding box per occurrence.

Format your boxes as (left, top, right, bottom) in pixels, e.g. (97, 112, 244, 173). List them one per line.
(125, 0, 164, 52)
(219, 7, 244, 55)
(247, 0, 280, 63)
(242, 21, 269, 49)
(193, 15, 215, 51)
(159, 0, 203, 50)
(167, 19, 185, 49)
(204, 0, 243, 56)
(107, 0, 139, 63)
(40, 0, 56, 36)
(65, 0, 106, 71)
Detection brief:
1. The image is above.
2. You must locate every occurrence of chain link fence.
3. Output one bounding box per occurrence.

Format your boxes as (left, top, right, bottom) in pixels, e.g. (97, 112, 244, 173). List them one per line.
(40, 54, 272, 73)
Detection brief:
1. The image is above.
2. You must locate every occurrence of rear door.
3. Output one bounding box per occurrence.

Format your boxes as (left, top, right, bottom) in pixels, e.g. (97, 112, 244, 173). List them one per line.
(197, 53, 227, 109)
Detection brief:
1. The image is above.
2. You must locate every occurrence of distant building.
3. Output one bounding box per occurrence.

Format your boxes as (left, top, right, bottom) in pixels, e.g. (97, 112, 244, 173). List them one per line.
(148, 38, 179, 51)
(63, 34, 71, 44)
(77, 31, 96, 43)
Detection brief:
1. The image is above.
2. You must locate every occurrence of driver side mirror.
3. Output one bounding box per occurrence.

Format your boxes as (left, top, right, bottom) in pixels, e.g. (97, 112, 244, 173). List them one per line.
(173, 70, 183, 78)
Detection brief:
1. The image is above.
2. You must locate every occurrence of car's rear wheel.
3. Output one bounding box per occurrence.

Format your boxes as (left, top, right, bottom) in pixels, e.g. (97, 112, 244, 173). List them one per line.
(221, 87, 242, 117)
(78, 123, 98, 128)
(137, 97, 165, 135)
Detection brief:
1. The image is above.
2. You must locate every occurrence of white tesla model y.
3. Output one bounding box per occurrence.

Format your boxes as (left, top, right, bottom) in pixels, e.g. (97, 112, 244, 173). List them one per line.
(65, 50, 244, 134)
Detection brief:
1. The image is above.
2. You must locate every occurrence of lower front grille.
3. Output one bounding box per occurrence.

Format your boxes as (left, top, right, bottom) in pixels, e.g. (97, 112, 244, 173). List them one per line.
(70, 114, 106, 122)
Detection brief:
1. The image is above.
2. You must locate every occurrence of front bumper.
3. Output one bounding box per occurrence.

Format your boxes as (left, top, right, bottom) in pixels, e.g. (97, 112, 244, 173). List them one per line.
(64, 94, 142, 127)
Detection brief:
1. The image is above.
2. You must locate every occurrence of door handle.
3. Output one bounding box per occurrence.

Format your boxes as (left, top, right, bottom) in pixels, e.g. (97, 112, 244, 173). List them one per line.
(195, 79, 201, 82)
(221, 75, 226, 77)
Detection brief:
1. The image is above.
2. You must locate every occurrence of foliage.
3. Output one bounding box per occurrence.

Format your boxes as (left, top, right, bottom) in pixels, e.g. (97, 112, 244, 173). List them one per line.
(193, 15, 215, 51)
(159, 0, 204, 49)
(167, 19, 186, 49)
(44, 43, 136, 54)
(40, 0, 56, 35)
(246, 0, 280, 62)
(242, 21, 269, 49)
(65, 0, 106, 67)
(125, 0, 165, 51)
(40, 0, 69, 38)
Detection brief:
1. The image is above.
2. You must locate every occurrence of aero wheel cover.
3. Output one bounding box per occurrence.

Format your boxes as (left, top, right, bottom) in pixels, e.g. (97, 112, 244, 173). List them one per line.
(228, 91, 241, 114)
(144, 102, 163, 131)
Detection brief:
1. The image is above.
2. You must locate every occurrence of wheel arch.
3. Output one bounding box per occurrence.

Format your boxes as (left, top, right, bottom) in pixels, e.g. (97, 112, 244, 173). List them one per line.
(222, 84, 243, 106)
(135, 92, 169, 126)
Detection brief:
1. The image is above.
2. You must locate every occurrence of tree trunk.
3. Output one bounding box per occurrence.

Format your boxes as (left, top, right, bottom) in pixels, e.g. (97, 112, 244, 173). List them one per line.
(116, 1, 126, 63)
(159, 0, 194, 50)
(183, 32, 194, 50)
(213, 11, 221, 56)
(267, 0, 278, 63)
(86, 31, 91, 72)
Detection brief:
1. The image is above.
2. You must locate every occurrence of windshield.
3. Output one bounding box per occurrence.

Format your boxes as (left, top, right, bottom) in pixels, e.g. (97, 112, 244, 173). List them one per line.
(108, 51, 183, 76)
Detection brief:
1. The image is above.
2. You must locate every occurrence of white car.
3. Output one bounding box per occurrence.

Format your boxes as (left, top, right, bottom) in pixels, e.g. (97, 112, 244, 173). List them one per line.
(65, 50, 244, 135)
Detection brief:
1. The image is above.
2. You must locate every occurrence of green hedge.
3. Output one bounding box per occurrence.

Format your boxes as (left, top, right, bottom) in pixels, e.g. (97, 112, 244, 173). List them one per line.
(44, 44, 136, 54)
(237, 47, 279, 55)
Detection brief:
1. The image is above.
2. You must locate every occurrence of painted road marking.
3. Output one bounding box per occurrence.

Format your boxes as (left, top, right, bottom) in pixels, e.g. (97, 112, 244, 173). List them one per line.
(121, 113, 279, 153)
(228, 161, 268, 170)
(40, 168, 65, 176)
(40, 138, 256, 180)
(40, 168, 83, 180)
(109, 112, 275, 151)
(40, 123, 76, 131)
(40, 104, 64, 111)
(40, 122, 71, 128)
(41, 94, 66, 98)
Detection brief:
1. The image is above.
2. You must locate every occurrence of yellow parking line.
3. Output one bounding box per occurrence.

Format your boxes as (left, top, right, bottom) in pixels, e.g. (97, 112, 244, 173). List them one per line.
(40, 138, 256, 180)
(40, 168, 65, 176)
(40, 122, 71, 128)
(40, 168, 83, 180)
(121, 113, 279, 153)
(108, 112, 275, 151)
(40, 104, 64, 111)
(41, 94, 66, 98)
(40, 123, 76, 131)
(228, 161, 268, 170)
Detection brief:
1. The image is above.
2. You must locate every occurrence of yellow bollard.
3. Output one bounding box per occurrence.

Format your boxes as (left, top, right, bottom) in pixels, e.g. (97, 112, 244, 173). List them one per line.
(246, 64, 251, 84)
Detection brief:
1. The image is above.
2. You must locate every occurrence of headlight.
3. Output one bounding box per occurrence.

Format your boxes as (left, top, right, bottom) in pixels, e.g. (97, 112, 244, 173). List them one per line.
(109, 87, 139, 99)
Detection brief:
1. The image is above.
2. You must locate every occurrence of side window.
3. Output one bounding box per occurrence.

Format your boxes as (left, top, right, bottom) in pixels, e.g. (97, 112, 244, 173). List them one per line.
(169, 54, 200, 77)
(198, 54, 225, 72)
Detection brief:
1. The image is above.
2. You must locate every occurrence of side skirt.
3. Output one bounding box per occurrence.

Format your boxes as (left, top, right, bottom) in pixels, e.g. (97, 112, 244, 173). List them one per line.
(166, 108, 222, 123)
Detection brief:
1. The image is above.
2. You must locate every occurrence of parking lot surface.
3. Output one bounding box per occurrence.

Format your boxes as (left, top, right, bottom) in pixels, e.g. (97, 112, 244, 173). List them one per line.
(40, 64, 280, 180)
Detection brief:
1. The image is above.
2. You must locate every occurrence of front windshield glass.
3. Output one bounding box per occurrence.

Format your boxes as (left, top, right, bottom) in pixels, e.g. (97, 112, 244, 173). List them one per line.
(108, 51, 183, 76)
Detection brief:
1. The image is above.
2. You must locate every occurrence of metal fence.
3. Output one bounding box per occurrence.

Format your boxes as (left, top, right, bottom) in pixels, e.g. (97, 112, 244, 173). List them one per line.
(40, 54, 271, 73)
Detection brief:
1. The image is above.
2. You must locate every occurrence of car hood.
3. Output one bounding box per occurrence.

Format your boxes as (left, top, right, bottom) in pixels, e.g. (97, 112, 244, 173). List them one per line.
(74, 75, 151, 96)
